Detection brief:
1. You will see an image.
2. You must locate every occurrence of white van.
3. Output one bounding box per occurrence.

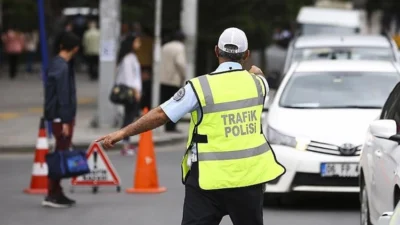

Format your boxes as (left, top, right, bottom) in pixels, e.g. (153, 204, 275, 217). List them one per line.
(296, 6, 361, 35)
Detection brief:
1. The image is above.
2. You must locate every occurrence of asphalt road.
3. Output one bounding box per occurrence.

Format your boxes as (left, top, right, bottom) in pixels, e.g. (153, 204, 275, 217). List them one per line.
(0, 141, 360, 225)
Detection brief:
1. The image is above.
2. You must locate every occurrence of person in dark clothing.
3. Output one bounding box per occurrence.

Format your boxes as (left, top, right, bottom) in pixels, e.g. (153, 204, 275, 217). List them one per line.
(380, 1, 395, 34)
(43, 32, 80, 208)
(365, 0, 380, 32)
(52, 22, 75, 71)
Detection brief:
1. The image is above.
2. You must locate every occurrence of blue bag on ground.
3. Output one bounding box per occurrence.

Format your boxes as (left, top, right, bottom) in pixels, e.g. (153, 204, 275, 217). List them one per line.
(46, 149, 90, 179)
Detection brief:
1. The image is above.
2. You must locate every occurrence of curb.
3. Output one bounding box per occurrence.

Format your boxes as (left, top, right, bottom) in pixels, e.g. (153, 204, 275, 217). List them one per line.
(0, 136, 187, 154)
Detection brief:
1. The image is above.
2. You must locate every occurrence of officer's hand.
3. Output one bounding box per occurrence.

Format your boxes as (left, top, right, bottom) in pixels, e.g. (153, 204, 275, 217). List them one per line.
(249, 65, 264, 76)
(95, 130, 125, 149)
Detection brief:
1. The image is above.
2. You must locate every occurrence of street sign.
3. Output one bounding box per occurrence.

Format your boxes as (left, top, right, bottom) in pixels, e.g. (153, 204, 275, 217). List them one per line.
(70, 142, 121, 193)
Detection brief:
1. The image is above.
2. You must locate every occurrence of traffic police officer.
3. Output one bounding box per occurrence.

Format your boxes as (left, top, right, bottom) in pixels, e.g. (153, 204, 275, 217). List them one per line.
(97, 27, 286, 225)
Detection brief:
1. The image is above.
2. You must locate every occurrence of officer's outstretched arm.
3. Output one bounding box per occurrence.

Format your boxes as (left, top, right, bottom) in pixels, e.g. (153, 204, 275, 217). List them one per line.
(121, 106, 170, 137)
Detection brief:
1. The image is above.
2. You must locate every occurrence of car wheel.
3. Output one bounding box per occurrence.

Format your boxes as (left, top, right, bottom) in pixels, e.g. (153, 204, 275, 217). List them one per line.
(361, 179, 372, 225)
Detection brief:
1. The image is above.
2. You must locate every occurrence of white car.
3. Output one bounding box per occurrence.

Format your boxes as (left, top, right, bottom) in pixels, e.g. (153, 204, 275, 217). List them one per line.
(376, 201, 400, 225)
(283, 35, 400, 75)
(359, 82, 400, 225)
(296, 6, 361, 36)
(263, 60, 400, 205)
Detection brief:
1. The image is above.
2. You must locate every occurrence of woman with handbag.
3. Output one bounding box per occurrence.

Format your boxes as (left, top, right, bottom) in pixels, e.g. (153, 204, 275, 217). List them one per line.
(113, 34, 142, 156)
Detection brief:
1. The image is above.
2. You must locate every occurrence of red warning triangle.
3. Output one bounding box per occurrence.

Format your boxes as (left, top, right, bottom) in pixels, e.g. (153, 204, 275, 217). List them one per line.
(71, 142, 121, 186)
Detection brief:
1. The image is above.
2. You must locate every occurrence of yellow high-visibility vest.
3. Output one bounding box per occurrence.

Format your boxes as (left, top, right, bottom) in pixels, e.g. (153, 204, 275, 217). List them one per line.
(181, 69, 286, 190)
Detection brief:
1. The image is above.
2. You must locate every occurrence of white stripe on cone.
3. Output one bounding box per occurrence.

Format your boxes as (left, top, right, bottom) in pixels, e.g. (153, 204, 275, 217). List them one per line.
(32, 163, 48, 176)
(36, 137, 49, 150)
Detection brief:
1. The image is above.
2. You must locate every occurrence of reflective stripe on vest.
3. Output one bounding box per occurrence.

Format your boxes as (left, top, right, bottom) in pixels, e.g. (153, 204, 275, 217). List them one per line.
(198, 142, 269, 161)
(198, 75, 264, 114)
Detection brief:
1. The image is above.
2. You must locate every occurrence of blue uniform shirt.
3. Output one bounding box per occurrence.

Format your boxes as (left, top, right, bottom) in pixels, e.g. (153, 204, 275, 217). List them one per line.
(160, 62, 269, 160)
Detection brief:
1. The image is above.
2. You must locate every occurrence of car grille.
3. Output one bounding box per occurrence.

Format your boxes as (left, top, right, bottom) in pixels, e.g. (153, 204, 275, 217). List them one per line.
(292, 172, 359, 187)
(306, 141, 362, 156)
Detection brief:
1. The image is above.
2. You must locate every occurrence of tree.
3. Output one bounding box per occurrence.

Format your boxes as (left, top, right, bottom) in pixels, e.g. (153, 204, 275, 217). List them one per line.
(194, 0, 314, 74)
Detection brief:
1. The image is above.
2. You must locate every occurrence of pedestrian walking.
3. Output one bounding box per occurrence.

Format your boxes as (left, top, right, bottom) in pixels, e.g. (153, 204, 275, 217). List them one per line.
(2, 27, 24, 79)
(52, 22, 75, 71)
(82, 21, 100, 80)
(114, 34, 142, 156)
(43, 32, 80, 208)
(24, 29, 39, 73)
(159, 30, 187, 133)
(96, 27, 285, 225)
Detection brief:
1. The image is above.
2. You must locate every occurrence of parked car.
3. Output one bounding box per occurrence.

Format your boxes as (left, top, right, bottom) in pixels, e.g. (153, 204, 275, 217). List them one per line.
(283, 35, 400, 76)
(296, 6, 361, 36)
(266, 34, 399, 90)
(359, 82, 400, 225)
(263, 60, 400, 205)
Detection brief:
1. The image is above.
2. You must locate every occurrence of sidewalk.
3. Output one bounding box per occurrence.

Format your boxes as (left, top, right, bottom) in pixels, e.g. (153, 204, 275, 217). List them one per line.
(0, 73, 188, 153)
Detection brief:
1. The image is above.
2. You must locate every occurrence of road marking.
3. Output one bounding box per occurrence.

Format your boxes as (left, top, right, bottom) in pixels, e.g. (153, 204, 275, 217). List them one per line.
(28, 107, 43, 113)
(0, 97, 96, 121)
(0, 112, 20, 120)
(78, 97, 96, 104)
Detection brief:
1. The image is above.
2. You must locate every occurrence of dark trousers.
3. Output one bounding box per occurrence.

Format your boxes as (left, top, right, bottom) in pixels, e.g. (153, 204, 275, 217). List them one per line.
(140, 66, 152, 111)
(8, 54, 19, 79)
(380, 10, 400, 34)
(160, 84, 180, 131)
(48, 120, 75, 197)
(86, 55, 99, 80)
(141, 80, 152, 110)
(26, 51, 35, 73)
(182, 163, 265, 225)
(122, 103, 138, 142)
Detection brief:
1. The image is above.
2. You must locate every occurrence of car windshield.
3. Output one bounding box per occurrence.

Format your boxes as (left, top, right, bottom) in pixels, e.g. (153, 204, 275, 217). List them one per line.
(292, 47, 395, 62)
(301, 24, 357, 35)
(279, 72, 400, 109)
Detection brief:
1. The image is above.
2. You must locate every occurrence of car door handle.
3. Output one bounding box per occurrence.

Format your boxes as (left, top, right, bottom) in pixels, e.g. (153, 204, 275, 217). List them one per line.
(374, 150, 383, 158)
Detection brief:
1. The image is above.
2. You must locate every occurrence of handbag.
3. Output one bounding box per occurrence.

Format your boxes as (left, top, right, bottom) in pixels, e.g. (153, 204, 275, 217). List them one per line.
(109, 83, 137, 105)
(45, 146, 90, 180)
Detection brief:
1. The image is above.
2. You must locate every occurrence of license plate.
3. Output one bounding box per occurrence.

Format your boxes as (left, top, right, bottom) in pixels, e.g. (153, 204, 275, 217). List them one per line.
(320, 163, 359, 177)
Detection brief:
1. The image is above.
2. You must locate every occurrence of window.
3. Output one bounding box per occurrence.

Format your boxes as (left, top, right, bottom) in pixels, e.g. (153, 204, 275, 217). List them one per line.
(292, 47, 395, 62)
(301, 24, 356, 35)
(279, 72, 400, 109)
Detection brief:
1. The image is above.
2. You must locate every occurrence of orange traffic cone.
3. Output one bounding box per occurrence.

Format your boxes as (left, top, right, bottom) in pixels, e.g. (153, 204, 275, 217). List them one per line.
(24, 117, 49, 194)
(126, 107, 167, 194)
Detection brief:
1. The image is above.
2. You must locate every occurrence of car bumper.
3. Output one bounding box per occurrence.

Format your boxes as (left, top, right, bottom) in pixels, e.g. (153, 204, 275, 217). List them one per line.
(266, 144, 360, 193)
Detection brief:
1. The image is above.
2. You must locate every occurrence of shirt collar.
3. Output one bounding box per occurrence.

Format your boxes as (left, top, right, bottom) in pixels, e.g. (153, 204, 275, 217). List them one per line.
(213, 62, 243, 73)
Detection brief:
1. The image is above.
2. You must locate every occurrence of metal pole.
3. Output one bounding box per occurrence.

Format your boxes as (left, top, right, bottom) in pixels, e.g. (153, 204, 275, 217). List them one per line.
(37, 0, 52, 138)
(151, 0, 163, 109)
(180, 0, 198, 80)
(97, 0, 120, 128)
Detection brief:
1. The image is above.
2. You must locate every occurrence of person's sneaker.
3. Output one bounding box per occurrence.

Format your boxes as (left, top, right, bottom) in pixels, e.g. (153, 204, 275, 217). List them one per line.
(125, 148, 136, 156)
(60, 193, 76, 205)
(41, 196, 71, 208)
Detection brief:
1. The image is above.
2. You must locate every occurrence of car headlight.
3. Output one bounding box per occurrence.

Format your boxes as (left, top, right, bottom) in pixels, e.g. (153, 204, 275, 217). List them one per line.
(266, 126, 310, 151)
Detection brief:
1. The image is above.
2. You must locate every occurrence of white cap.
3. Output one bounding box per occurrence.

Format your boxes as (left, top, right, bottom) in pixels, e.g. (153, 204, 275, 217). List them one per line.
(217, 27, 248, 53)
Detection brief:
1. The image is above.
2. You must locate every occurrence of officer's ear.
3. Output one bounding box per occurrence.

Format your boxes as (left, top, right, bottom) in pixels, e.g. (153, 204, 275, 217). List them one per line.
(243, 50, 250, 61)
(214, 45, 219, 58)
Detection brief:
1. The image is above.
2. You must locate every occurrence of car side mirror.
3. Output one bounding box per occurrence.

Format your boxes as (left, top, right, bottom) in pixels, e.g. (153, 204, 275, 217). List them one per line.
(370, 120, 400, 143)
